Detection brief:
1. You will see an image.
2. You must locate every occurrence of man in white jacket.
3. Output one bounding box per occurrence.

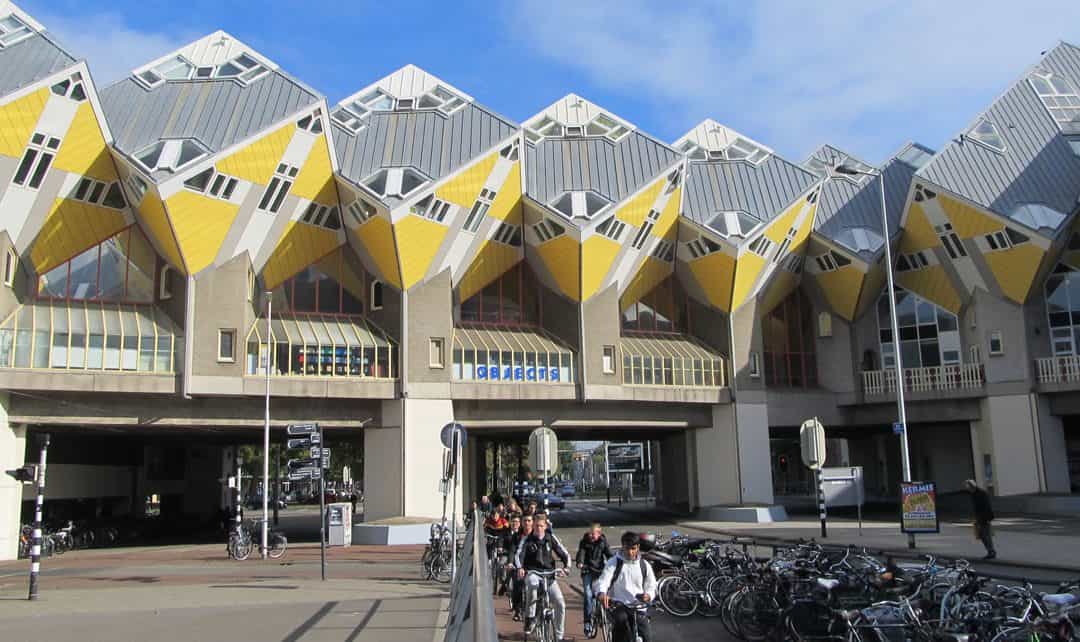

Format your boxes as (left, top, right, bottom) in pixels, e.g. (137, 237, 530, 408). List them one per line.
(596, 531, 657, 642)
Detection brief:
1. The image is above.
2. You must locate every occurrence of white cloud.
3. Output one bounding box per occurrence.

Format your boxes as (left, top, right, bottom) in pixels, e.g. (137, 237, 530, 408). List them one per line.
(37, 9, 192, 88)
(506, 0, 1080, 163)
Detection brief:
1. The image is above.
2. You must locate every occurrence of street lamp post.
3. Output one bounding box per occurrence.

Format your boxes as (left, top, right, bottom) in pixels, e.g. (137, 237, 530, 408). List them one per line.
(262, 291, 272, 559)
(834, 164, 915, 549)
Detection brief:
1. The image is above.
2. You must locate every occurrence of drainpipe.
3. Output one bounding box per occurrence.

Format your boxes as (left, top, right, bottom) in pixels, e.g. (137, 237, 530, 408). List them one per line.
(182, 275, 195, 399)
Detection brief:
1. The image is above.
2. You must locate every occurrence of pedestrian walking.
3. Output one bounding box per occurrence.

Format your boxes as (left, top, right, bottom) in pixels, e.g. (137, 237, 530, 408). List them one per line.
(964, 479, 996, 559)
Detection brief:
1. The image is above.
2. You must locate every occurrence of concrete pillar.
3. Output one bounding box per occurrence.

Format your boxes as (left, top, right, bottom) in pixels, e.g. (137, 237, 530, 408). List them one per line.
(0, 394, 27, 561)
(973, 393, 1053, 496)
(692, 401, 776, 508)
(1035, 394, 1070, 494)
(363, 398, 457, 521)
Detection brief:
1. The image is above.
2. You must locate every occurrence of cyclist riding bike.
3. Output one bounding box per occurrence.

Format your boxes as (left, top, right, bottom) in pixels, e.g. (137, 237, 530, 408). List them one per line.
(515, 513, 570, 640)
(509, 513, 535, 621)
(596, 531, 657, 642)
(576, 522, 613, 638)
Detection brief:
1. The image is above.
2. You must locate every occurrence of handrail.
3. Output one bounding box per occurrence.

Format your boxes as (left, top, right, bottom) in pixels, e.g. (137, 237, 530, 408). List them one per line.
(443, 509, 497, 642)
(1035, 355, 1080, 384)
(862, 363, 983, 395)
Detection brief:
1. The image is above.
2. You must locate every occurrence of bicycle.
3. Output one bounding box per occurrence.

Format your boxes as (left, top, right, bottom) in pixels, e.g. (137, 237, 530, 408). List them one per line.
(227, 520, 252, 561)
(524, 568, 568, 642)
(606, 598, 651, 642)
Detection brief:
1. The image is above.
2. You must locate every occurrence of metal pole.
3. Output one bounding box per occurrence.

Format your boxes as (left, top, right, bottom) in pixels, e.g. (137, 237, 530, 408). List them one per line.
(874, 171, 915, 550)
(262, 293, 271, 559)
(319, 426, 326, 581)
(450, 430, 459, 582)
(817, 467, 827, 539)
(236, 455, 243, 530)
(27, 433, 49, 601)
(273, 443, 280, 526)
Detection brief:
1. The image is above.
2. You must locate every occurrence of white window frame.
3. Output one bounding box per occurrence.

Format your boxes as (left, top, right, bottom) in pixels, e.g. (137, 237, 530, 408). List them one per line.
(0, 14, 33, 49)
(602, 345, 616, 374)
(70, 178, 126, 210)
(134, 139, 208, 175)
(988, 330, 1004, 356)
(184, 168, 240, 202)
(3, 248, 16, 287)
(651, 239, 675, 262)
(410, 195, 452, 224)
(772, 228, 797, 264)
(159, 265, 173, 300)
(218, 329, 237, 363)
(533, 219, 565, 243)
(257, 164, 298, 214)
(1028, 70, 1080, 130)
(595, 216, 627, 242)
(50, 74, 87, 103)
(370, 280, 384, 311)
(247, 270, 256, 302)
(747, 235, 774, 258)
(818, 312, 832, 338)
(12, 132, 61, 190)
(631, 209, 660, 250)
(429, 337, 445, 369)
(348, 199, 377, 225)
(463, 188, 496, 233)
(135, 55, 195, 88)
(936, 223, 967, 259)
(748, 351, 760, 378)
(966, 118, 1006, 153)
(492, 222, 522, 247)
(815, 254, 837, 272)
(126, 173, 148, 202)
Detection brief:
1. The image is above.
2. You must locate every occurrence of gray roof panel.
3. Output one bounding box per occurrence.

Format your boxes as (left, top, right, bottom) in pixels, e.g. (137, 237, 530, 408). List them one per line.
(682, 154, 818, 232)
(100, 70, 320, 166)
(333, 102, 517, 204)
(0, 31, 76, 98)
(524, 131, 682, 220)
(917, 41, 1080, 235)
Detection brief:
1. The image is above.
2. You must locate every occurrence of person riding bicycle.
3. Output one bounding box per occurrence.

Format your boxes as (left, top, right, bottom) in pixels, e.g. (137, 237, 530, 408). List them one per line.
(596, 531, 657, 642)
(576, 522, 613, 638)
(515, 513, 570, 640)
(509, 513, 535, 621)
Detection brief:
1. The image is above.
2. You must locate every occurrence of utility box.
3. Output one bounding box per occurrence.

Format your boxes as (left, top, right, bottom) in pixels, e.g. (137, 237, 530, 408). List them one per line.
(326, 502, 352, 547)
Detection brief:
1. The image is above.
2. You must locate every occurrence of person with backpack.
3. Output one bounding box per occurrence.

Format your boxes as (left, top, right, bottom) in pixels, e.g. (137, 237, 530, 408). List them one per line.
(508, 513, 535, 621)
(575, 522, 612, 638)
(515, 513, 570, 640)
(596, 531, 657, 642)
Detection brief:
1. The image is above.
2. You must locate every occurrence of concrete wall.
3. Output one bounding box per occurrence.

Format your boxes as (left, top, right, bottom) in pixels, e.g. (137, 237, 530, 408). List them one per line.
(0, 394, 25, 561)
(191, 253, 252, 382)
(973, 394, 1044, 495)
(582, 284, 620, 389)
(1035, 394, 1070, 493)
(656, 432, 690, 511)
(406, 269, 453, 390)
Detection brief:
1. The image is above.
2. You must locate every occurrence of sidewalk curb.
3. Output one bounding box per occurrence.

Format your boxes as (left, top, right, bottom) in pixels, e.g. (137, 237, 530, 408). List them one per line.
(677, 522, 1080, 576)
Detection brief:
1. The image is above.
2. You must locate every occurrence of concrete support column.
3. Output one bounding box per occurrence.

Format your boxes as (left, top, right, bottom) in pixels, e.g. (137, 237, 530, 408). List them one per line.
(363, 398, 456, 522)
(973, 393, 1057, 496)
(0, 393, 27, 561)
(692, 401, 776, 508)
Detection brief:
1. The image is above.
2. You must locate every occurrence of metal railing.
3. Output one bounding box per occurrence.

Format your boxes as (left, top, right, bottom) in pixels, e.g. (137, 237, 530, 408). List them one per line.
(443, 509, 497, 642)
(1035, 355, 1080, 384)
(862, 363, 983, 395)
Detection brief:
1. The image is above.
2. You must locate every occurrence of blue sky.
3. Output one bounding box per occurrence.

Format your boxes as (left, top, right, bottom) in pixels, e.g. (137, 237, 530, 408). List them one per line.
(24, 0, 1080, 165)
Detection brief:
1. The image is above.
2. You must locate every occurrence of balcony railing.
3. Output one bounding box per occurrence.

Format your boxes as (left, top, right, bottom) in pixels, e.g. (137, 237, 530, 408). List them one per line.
(862, 363, 983, 396)
(1035, 355, 1080, 384)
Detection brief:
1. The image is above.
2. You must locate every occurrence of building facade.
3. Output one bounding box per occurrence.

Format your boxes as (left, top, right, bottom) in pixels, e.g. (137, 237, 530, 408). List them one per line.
(0, 2, 1078, 558)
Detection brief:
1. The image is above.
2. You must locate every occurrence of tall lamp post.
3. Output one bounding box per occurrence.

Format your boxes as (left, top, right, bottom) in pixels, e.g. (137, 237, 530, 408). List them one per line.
(262, 291, 272, 559)
(833, 164, 915, 549)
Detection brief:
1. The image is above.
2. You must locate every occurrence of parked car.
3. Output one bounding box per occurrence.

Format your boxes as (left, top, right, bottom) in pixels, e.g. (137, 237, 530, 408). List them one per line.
(560, 484, 576, 498)
(540, 493, 565, 510)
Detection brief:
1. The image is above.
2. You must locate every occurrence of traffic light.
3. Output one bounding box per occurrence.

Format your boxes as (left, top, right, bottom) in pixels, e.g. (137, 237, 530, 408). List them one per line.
(778, 455, 788, 473)
(4, 464, 37, 483)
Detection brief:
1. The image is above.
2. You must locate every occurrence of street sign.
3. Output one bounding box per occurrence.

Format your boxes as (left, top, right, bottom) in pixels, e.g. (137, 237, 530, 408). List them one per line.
(287, 434, 320, 450)
(800, 418, 827, 470)
(287, 423, 318, 436)
(288, 458, 319, 470)
(892, 422, 905, 435)
(529, 427, 559, 476)
(310, 446, 331, 459)
(288, 469, 320, 481)
(440, 422, 466, 450)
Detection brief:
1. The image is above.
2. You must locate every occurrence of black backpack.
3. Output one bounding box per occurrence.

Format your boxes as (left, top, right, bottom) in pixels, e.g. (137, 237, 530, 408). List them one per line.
(607, 556, 648, 593)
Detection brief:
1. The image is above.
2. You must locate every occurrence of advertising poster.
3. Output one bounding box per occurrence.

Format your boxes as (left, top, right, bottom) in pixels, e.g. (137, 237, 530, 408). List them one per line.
(606, 443, 643, 472)
(900, 481, 939, 534)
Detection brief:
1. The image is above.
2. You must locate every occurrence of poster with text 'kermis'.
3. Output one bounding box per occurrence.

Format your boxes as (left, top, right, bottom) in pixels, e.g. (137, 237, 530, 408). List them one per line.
(900, 481, 939, 534)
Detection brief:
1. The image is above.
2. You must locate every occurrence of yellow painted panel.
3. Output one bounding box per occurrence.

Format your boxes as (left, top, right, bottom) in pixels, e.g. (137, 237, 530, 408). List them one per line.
(0, 87, 48, 159)
(135, 188, 184, 272)
(396, 214, 449, 289)
(536, 234, 580, 301)
(486, 162, 521, 222)
(581, 235, 621, 300)
(615, 178, 665, 228)
(356, 217, 401, 289)
(982, 243, 1045, 304)
(652, 185, 682, 243)
(855, 263, 887, 319)
(899, 203, 940, 254)
(435, 150, 499, 209)
(731, 251, 766, 310)
(165, 190, 242, 274)
(896, 264, 961, 314)
(215, 123, 295, 186)
(29, 199, 127, 273)
(291, 135, 338, 206)
(51, 101, 116, 182)
(261, 222, 341, 289)
(620, 257, 673, 312)
(457, 243, 522, 302)
(815, 264, 866, 321)
(939, 194, 1002, 239)
(687, 252, 736, 312)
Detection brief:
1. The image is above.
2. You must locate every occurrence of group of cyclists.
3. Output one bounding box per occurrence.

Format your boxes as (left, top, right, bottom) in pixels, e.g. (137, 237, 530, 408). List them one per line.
(481, 497, 657, 642)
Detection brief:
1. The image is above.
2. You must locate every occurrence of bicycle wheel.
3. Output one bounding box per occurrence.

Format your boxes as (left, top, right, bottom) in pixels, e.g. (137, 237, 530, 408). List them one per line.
(268, 532, 288, 559)
(428, 551, 452, 583)
(596, 607, 613, 642)
(695, 575, 725, 618)
(657, 575, 699, 617)
(229, 534, 251, 561)
(735, 589, 782, 641)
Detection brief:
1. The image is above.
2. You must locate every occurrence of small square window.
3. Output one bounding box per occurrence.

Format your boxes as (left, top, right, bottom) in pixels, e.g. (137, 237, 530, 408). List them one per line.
(218, 329, 236, 362)
(429, 337, 445, 369)
(969, 345, 981, 364)
(159, 266, 172, 300)
(602, 345, 616, 374)
(247, 270, 256, 302)
(988, 331, 1004, 356)
(749, 351, 760, 378)
(818, 312, 833, 338)
(370, 280, 384, 311)
(3, 248, 16, 287)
